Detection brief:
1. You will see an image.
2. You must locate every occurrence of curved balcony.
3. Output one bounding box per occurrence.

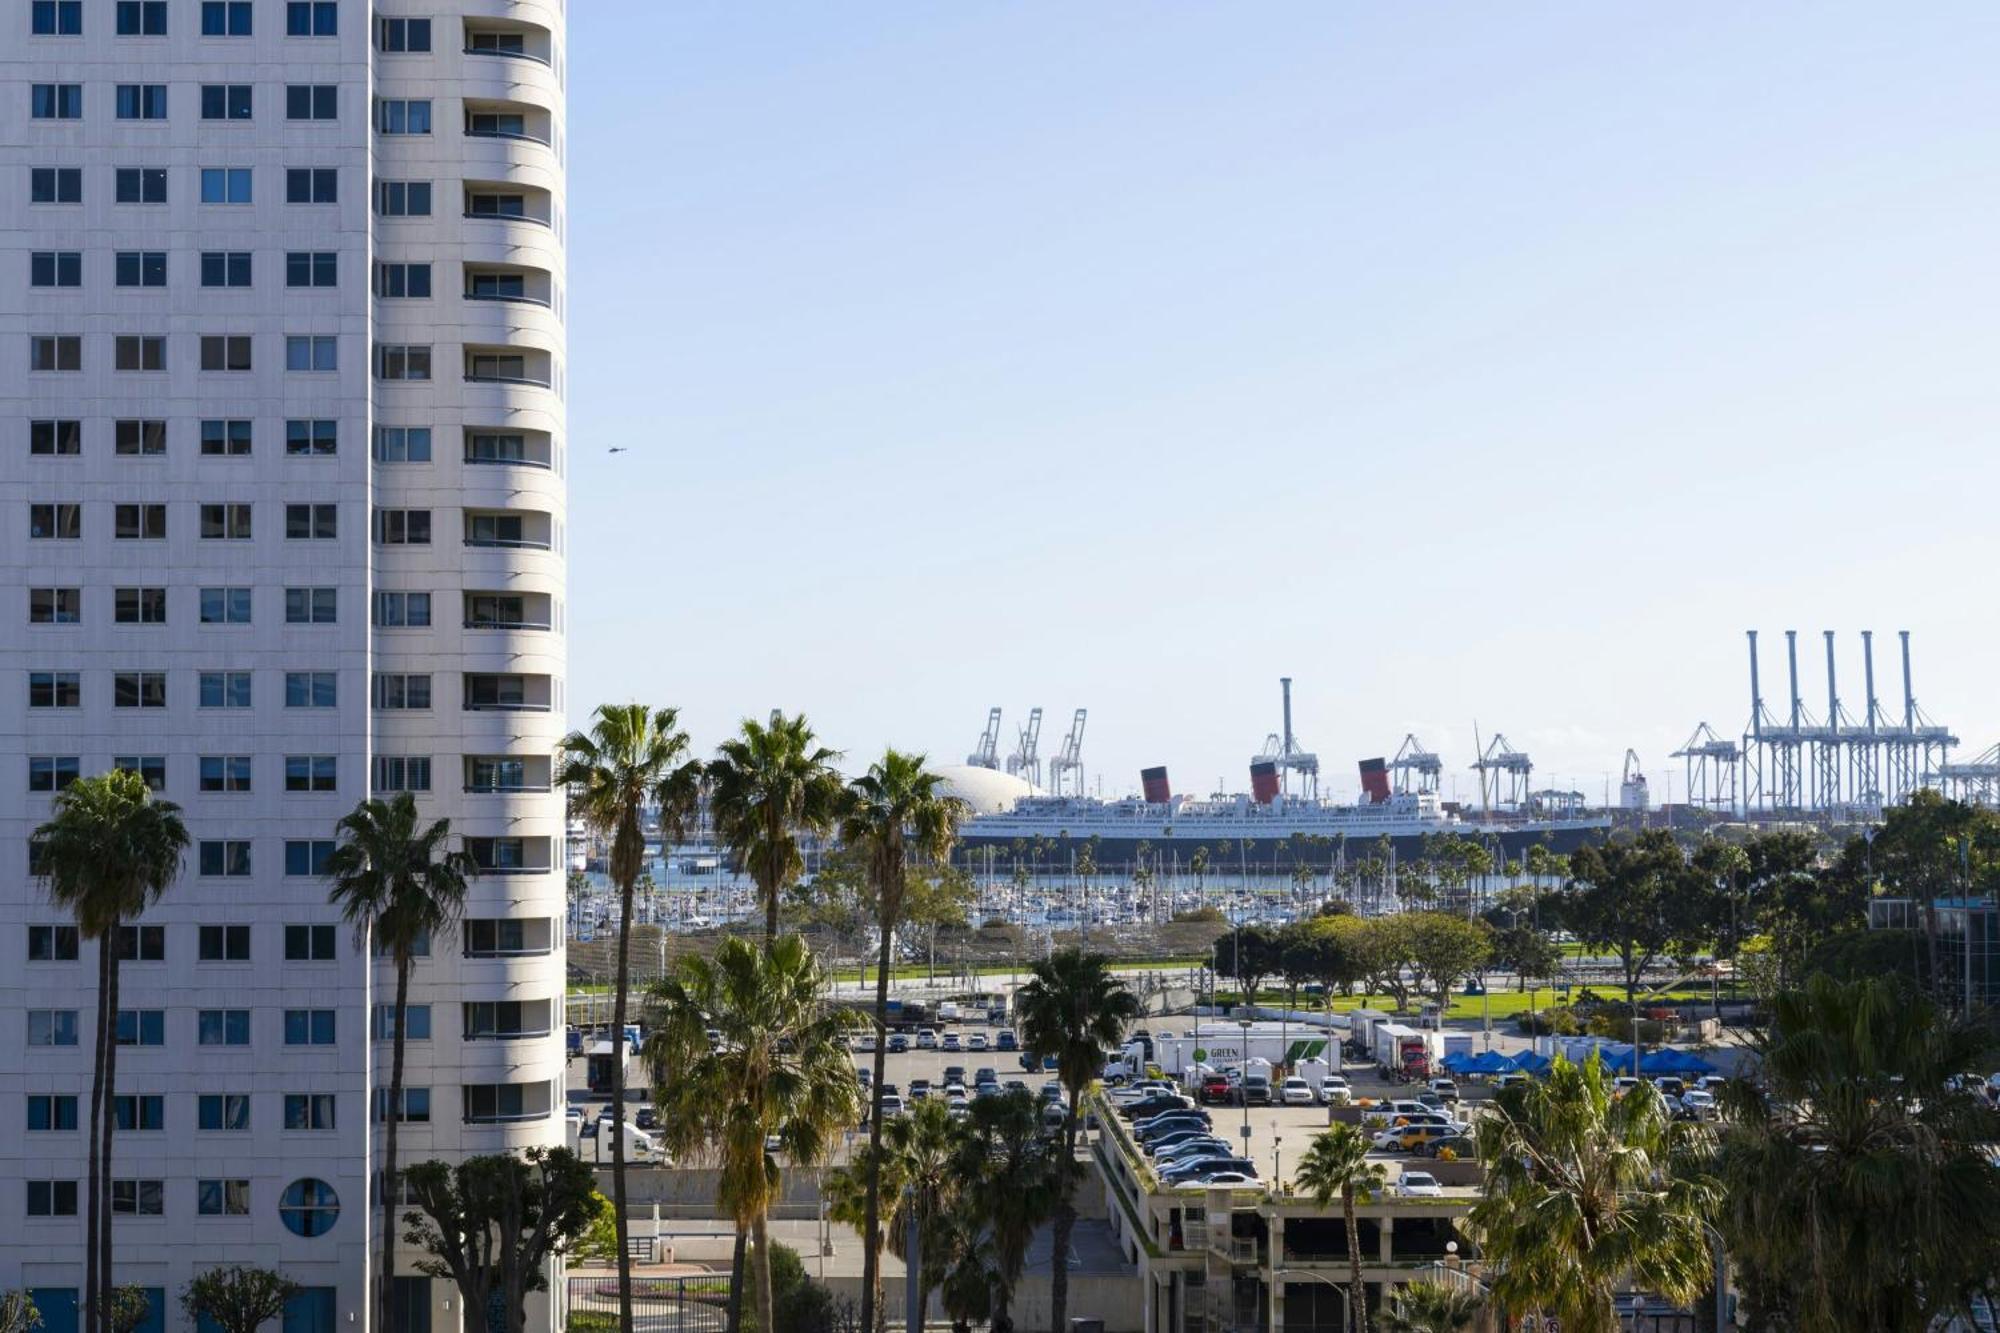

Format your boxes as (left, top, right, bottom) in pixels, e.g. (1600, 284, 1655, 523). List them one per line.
(464, 346, 555, 389)
(463, 428, 555, 471)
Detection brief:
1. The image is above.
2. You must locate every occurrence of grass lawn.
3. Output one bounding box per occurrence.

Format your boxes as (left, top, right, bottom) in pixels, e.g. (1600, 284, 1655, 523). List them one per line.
(1211, 981, 1742, 1024)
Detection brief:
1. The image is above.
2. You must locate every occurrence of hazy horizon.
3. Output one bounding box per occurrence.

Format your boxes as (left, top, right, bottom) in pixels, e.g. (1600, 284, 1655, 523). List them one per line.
(563, 3, 2000, 799)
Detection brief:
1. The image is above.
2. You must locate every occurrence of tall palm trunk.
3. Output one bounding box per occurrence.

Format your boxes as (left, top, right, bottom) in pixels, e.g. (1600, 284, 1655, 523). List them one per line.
(723, 1229, 747, 1333)
(1344, 1186, 1366, 1333)
(99, 946, 123, 1333)
(381, 954, 412, 1333)
(611, 875, 635, 1333)
(751, 1213, 776, 1333)
(1050, 1107, 1081, 1333)
(85, 939, 109, 1333)
(859, 908, 894, 1333)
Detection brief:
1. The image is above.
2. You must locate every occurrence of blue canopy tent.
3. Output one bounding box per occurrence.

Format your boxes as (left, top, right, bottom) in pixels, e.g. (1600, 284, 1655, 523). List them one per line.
(1638, 1048, 1690, 1076)
(1438, 1051, 1476, 1074)
(1463, 1050, 1519, 1076)
(1512, 1050, 1553, 1075)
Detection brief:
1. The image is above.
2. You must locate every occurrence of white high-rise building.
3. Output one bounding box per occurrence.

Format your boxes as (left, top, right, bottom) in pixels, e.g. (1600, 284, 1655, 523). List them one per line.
(1, 3, 569, 1330)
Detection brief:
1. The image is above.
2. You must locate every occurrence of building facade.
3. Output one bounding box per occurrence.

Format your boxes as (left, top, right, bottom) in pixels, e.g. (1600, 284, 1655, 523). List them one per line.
(1, 2, 569, 1328)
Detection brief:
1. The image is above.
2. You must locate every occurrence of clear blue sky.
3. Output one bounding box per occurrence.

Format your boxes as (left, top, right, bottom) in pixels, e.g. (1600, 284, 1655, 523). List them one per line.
(565, 2, 2000, 802)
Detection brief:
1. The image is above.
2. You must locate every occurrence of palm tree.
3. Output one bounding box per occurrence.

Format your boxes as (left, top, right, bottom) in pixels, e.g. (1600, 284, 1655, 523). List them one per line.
(1716, 975, 2000, 1332)
(838, 750, 968, 1333)
(960, 1088, 1061, 1333)
(559, 704, 703, 1333)
(1379, 1282, 1483, 1333)
(825, 1098, 965, 1323)
(1469, 1054, 1715, 1333)
(323, 793, 474, 1332)
(35, 770, 188, 1333)
(645, 934, 859, 1333)
(707, 712, 845, 944)
(1295, 1124, 1387, 1333)
(1014, 948, 1141, 1333)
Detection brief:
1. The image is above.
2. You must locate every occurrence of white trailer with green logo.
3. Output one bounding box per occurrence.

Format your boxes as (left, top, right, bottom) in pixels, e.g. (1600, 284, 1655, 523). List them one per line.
(1149, 1025, 1340, 1077)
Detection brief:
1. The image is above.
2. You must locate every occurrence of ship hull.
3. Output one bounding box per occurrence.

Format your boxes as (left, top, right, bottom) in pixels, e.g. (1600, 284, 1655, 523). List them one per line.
(952, 822, 1607, 868)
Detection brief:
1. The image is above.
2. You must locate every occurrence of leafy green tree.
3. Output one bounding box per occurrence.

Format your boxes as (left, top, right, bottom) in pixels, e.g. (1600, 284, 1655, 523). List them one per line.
(837, 750, 967, 1333)
(1716, 976, 2000, 1332)
(1212, 922, 1284, 1003)
(1487, 922, 1562, 991)
(35, 770, 188, 1333)
(1379, 1282, 1484, 1333)
(568, 1192, 620, 1266)
(559, 703, 702, 1333)
(961, 1089, 1062, 1332)
(1400, 912, 1493, 1008)
(1470, 1055, 1715, 1333)
(1, 1291, 41, 1333)
(401, 1148, 599, 1333)
(179, 1268, 299, 1333)
(1865, 789, 2000, 993)
(826, 1099, 966, 1322)
(1562, 832, 1708, 1054)
(105, 1289, 150, 1333)
(324, 792, 474, 1327)
(709, 712, 846, 943)
(645, 935, 861, 1333)
(1014, 949, 1142, 1333)
(1344, 913, 1417, 1009)
(1295, 1123, 1386, 1333)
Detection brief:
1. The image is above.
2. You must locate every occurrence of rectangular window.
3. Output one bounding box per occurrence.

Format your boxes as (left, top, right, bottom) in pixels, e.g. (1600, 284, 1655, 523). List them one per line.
(286, 252, 338, 288)
(27, 1095, 79, 1131)
(31, 84, 83, 119)
(287, 1, 337, 36)
(376, 262, 431, 298)
(32, 1, 83, 36)
(284, 1010, 337, 1046)
(30, 252, 81, 288)
(373, 756, 432, 793)
(373, 674, 432, 709)
(110, 1180, 164, 1215)
(200, 503, 253, 539)
(373, 592, 432, 627)
(198, 671, 252, 708)
(286, 168, 338, 203)
(29, 503, 81, 539)
(200, 252, 253, 288)
(114, 335, 166, 372)
(28, 672, 81, 708)
(377, 180, 432, 216)
(200, 335, 253, 371)
(27, 1011, 79, 1047)
(113, 672, 167, 709)
(27, 925, 80, 961)
(284, 1094, 335, 1130)
(115, 84, 167, 120)
(284, 841, 335, 877)
(198, 925, 251, 962)
(373, 427, 432, 462)
(28, 590, 81, 625)
(285, 924, 337, 961)
(114, 925, 164, 962)
(286, 420, 339, 455)
(285, 588, 338, 624)
(378, 17, 430, 50)
(199, 755, 253, 792)
(375, 344, 431, 380)
(200, 420, 253, 457)
(201, 1, 252, 36)
(114, 1011, 165, 1047)
(201, 84, 254, 120)
(374, 1088, 431, 1124)
(377, 99, 431, 135)
(375, 510, 431, 545)
(200, 588, 253, 625)
(115, 1, 166, 35)
(286, 336, 338, 371)
(286, 503, 338, 539)
(32, 167, 83, 203)
(373, 1006, 431, 1041)
(113, 588, 167, 625)
(285, 672, 337, 708)
(27, 757, 81, 791)
(200, 167, 254, 204)
(197, 1094, 251, 1130)
(114, 167, 168, 204)
(30, 337, 82, 372)
(30, 420, 82, 456)
(111, 1095, 164, 1130)
(113, 757, 166, 790)
(197, 1180, 250, 1216)
(284, 756, 337, 793)
(115, 420, 167, 456)
(114, 503, 166, 538)
(115, 251, 167, 288)
(26, 1181, 79, 1216)
(198, 841, 252, 877)
(287, 86, 338, 120)
(197, 1010, 250, 1045)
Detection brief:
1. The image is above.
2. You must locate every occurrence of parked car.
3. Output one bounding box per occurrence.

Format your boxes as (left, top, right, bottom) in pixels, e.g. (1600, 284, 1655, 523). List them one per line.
(1162, 1155, 1256, 1183)
(1194, 1171, 1259, 1186)
(967, 1032, 989, 1051)
(1200, 1076, 1234, 1104)
(1611, 1076, 1644, 1098)
(941, 1033, 962, 1052)
(887, 1034, 909, 1054)
(1678, 1089, 1716, 1120)
(943, 1066, 968, 1086)
(1398, 1170, 1445, 1198)
(634, 1107, 659, 1130)
(1373, 1124, 1457, 1153)
(855, 1032, 878, 1053)
(995, 1031, 1019, 1051)
(1416, 1134, 1476, 1160)
(1280, 1078, 1316, 1106)
(1148, 1131, 1224, 1158)
(908, 1078, 932, 1102)
(1493, 1072, 1530, 1091)
(973, 1067, 997, 1087)
(1041, 1080, 1065, 1104)
(1653, 1076, 1687, 1099)
(1240, 1075, 1273, 1106)
(878, 1093, 905, 1118)
(915, 1029, 939, 1050)
(1317, 1075, 1353, 1105)
(1122, 1094, 1194, 1120)
(1427, 1078, 1459, 1104)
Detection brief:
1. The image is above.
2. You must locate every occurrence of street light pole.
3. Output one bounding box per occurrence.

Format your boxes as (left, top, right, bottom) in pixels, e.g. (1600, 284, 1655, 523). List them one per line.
(1238, 1019, 1253, 1153)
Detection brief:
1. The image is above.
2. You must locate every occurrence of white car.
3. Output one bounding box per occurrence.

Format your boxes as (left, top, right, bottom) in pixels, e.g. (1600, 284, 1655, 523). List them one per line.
(1398, 1171, 1445, 1198)
(1195, 1171, 1259, 1186)
(966, 1032, 989, 1051)
(854, 1032, 878, 1053)
(1679, 1089, 1716, 1119)
(1280, 1078, 1315, 1106)
(1694, 1074, 1731, 1094)
(915, 1029, 939, 1050)
(1317, 1075, 1353, 1106)
(1427, 1077, 1459, 1103)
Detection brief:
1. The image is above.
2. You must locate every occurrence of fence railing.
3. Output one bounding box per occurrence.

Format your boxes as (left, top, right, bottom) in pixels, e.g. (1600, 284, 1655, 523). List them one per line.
(566, 1274, 732, 1332)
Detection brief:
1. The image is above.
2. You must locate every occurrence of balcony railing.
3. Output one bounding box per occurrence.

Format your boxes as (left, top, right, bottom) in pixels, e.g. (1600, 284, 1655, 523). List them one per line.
(463, 209, 552, 228)
(464, 291, 553, 308)
(464, 128, 552, 146)
(463, 618, 552, 631)
(464, 44, 551, 66)
(463, 536, 552, 549)
(464, 781, 554, 794)
(463, 371, 553, 388)
(463, 701, 552, 712)
(463, 1108, 550, 1124)
(465, 453, 553, 469)
(463, 1026, 556, 1041)
(470, 863, 551, 876)
(463, 945, 554, 959)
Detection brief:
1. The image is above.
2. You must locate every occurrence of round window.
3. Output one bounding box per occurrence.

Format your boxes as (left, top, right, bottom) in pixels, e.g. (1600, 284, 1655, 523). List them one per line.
(279, 1178, 340, 1237)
